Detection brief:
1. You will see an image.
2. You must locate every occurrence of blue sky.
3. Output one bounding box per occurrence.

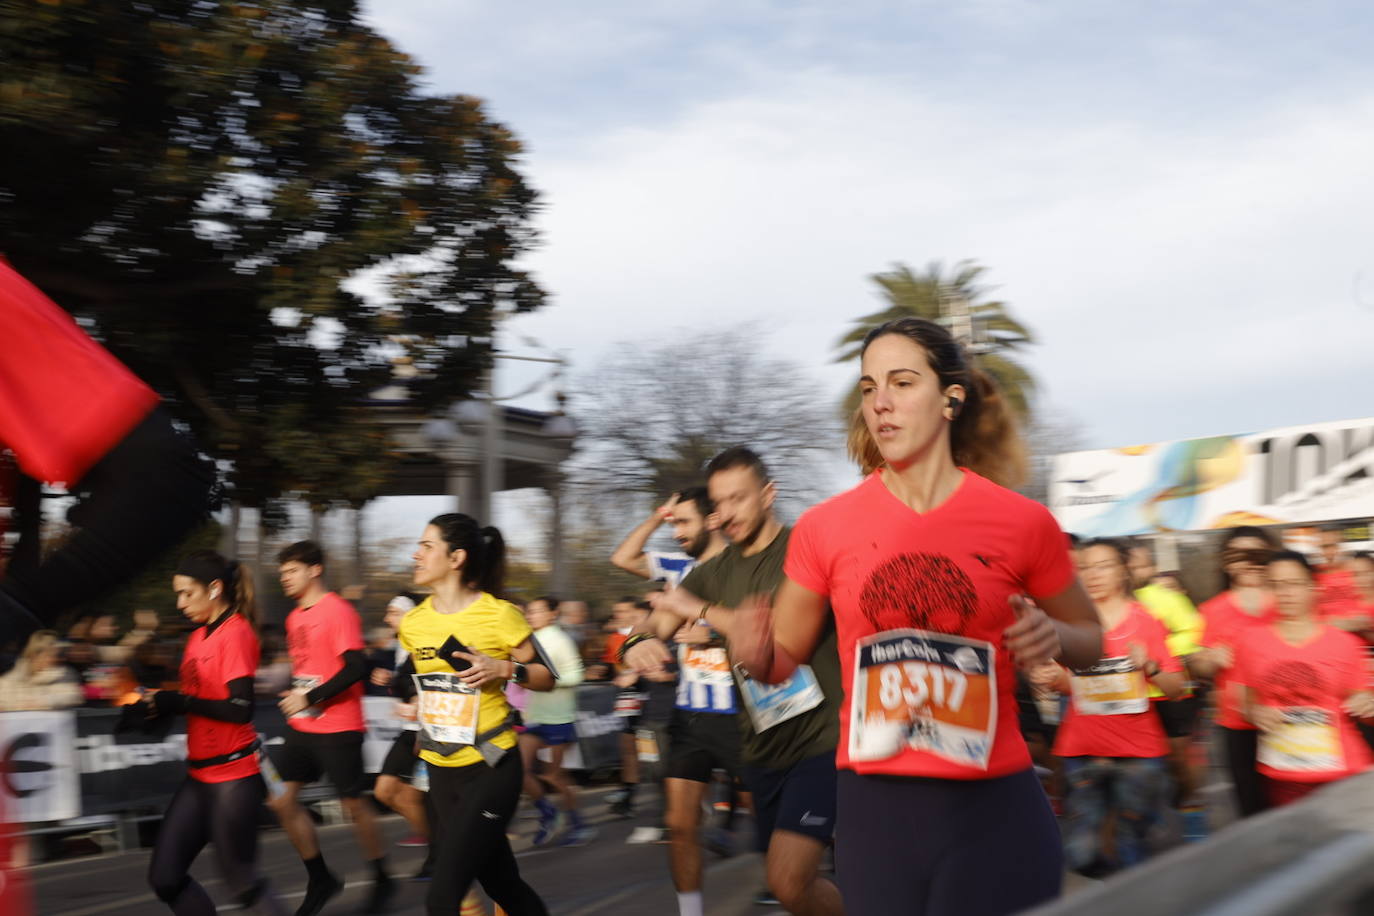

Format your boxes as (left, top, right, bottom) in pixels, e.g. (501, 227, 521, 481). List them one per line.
(356, 0, 1374, 552)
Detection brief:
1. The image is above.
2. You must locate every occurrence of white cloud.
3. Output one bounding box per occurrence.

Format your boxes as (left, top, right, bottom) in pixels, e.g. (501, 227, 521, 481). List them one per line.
(360, 0, 1374, 500)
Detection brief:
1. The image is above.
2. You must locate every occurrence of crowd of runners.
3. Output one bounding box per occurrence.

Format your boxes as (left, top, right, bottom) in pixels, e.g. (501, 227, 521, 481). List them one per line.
(4, 260, 1374, 916)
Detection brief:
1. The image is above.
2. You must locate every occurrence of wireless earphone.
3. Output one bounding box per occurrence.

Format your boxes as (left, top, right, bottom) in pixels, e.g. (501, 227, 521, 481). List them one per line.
(947, 395, 963, 416)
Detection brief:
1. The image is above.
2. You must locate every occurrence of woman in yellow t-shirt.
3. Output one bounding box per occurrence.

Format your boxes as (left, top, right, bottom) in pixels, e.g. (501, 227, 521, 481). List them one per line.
(398, 513, 555, 916)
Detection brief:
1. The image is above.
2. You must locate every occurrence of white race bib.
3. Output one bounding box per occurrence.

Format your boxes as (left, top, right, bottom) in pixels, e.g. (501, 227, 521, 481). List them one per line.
(1259, 707, 1344, 773)
(849, 629, 997, 769)
(635, 728, 660, 763)
(739, 665, 824, 732)
(413, 672, 481, 747)
(1069, 656, 1150, 716)
(290, 675, 323, 718)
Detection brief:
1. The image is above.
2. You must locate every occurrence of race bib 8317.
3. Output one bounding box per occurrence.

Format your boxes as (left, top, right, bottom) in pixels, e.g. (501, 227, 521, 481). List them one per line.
(850, 629, 997, 769)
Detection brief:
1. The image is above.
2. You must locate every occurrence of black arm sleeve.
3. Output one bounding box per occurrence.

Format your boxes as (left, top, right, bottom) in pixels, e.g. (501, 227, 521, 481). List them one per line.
(305, 649, 369, 706)
(0, 408, 214, 646)
(392, 656, 417, 701)
(153, 676, 254, 724)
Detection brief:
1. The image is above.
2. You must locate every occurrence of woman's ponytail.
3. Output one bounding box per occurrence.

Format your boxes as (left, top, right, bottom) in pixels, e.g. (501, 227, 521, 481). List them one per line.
(477, 527, 506, 597)
(428, 514, 508, 598)
(176, 550, 259, 629)
(229, 561, 260, 630)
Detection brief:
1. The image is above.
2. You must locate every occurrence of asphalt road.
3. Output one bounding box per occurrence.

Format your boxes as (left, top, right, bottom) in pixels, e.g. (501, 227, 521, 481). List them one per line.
(30, 744, 1237, 916)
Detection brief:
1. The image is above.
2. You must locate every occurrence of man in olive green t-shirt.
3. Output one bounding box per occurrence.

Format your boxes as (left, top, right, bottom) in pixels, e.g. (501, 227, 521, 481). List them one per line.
(626, 447, 844, 916)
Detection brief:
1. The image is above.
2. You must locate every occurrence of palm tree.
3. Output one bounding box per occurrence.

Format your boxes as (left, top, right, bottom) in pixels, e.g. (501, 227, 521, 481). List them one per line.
(834, 260, 1037, 419)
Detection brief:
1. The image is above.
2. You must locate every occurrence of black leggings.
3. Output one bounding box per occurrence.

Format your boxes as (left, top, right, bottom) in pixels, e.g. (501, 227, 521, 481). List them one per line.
(147, 774, 286, 916)
(1220, 726, 1269, 818)
(835, 767, 1062, 916)
(427, 751, 548, 916)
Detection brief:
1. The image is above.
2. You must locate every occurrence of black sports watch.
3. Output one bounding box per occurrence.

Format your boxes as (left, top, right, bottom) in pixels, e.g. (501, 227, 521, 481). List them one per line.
(512, 661, 529, 685)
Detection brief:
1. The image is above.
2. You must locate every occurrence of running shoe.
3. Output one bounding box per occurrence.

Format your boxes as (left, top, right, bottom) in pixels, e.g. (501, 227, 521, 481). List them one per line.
(559, 824, 598, 846)
(395, 834, 428, 848)
(702, 826, 736, 858)
(753, 887, 780, 906)
(294, 873, 343, 916)
(609, 797, 635, 819)
(626, 826, 665, 845)
(606, 787, 630, 805)
(532, 810, 559, 846)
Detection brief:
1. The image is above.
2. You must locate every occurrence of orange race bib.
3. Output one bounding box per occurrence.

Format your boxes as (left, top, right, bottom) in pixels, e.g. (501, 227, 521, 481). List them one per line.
(681, 646, 733, 688)
(413, 672, 481, 747)
(850, 629, 997, 769)
(1069, 656, 1149, 716)
(1259, 707, 1344, 774)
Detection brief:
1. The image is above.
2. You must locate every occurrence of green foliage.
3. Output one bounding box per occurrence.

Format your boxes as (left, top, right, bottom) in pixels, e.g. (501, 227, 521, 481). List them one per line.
(0, 0, 544, 510)
(835, 260, 1037, 419)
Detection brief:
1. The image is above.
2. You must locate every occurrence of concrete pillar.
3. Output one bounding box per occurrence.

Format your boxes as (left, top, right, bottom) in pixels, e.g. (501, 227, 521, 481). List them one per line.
(547, 471, 569, 595)
(447, 460, 478, 515)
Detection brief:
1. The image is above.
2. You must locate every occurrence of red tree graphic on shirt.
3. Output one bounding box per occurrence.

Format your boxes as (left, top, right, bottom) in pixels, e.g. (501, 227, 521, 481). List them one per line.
(1261, 660, 1327, 707)
(859, 553, 979, 634)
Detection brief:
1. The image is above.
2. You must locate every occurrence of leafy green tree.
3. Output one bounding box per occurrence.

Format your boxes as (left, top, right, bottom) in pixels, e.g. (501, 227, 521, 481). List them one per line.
(0, 0, 544, 513)
(835, 260, 1036, 418)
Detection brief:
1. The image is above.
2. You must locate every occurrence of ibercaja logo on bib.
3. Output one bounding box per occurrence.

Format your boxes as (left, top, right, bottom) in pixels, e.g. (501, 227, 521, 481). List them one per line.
(850, 629, 996, 768)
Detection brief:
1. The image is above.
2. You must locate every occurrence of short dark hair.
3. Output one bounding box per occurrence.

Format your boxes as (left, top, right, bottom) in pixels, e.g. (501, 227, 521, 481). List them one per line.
(705, 446, 769, 484)
(534, 595, 559, 611)
(1268, 549, 1315, 579)
(676, 486, 715, 519)
(277, 540, 324, 569)
(1066, 532, 1082, 548)
(616, 595, 639, 606)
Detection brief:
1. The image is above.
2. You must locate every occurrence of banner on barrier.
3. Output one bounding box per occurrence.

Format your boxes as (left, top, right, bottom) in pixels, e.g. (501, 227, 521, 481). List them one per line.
(1, 710, 80, 823)
(2, 685, 631, 823)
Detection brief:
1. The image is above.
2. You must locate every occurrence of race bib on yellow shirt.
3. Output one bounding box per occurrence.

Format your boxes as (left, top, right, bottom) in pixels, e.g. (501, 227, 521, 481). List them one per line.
(1259, 707, 1344, 773)
(413, 672, 481, 747)
(850, 629, 997, 769)
(1069, 656, 1150, 716)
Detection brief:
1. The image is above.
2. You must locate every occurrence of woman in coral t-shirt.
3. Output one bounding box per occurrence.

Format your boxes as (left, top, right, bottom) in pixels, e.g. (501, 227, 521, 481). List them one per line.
(1235, 550, 1374, 806)
(1034, 539, 1186, 877)
(1191, 526, 1278, 818)
(732, 318, 1103, 916)
(142, 551, 288, 915)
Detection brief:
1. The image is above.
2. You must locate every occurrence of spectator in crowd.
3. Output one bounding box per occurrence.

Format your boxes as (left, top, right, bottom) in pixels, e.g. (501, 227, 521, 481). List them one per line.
(365, 625, 398, 697)
(559, 600, 592, 656)
(0, 629, 84, 710)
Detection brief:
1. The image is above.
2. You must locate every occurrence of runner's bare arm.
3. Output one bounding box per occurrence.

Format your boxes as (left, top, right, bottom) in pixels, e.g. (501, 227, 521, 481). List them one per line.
(731, 577, 828, 684)
(610, 494, 680, 578)
(451, 639, 555, 691)
(1006, 581, 1102, 671)
(1343, 690, 1374, 720)
(1243, 686, 1281, 732)
(1148, 669, 1187, 700)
